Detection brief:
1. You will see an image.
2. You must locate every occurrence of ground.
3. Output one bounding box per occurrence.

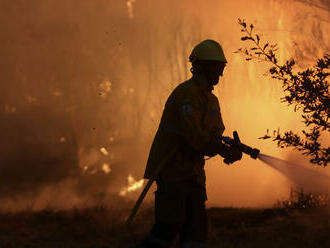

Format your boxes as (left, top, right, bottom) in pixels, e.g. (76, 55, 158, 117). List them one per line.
(1, 203, 330, 248)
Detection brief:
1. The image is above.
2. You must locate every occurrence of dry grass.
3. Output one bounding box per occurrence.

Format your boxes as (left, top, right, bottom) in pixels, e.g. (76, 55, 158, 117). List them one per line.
(1, 202, 330, 248)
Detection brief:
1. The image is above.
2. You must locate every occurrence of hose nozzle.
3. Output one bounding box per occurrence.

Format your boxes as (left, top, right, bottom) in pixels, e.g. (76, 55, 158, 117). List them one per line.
(250, 148, 260, 159)
(222, 131, 260, 160)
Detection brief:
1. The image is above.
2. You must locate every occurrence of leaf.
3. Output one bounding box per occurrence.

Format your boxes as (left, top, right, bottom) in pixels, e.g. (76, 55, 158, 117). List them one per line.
(233, 48, 242, 53)
(269, 67, 277, 74)
(256, 34, 260, 44)
(263, 43, 269, 50)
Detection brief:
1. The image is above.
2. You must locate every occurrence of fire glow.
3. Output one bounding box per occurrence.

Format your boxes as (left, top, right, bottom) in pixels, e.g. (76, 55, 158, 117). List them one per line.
(0, 0, 328, 210)
(102, 163, 111, 174)
(100, 147, 109, 156)
(120, 174, 144, 196)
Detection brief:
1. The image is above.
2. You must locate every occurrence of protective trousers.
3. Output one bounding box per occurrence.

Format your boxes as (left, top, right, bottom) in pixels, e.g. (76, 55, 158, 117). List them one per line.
(139, 179, 208, 248)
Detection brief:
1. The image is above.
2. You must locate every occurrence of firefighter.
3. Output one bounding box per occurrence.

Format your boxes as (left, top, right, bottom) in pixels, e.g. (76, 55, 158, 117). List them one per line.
(139, 40, 242, 248)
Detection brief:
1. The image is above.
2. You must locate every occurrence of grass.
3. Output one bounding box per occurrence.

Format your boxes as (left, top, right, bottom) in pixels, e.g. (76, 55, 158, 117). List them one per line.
(207, 207, 330, 248)
(1, 202, 330, 248)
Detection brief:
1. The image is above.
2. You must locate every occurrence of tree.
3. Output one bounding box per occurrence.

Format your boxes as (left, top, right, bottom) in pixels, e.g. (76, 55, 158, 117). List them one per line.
(235, 19, 329, 166)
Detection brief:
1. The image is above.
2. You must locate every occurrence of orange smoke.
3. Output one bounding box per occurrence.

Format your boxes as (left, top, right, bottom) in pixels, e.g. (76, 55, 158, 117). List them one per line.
(0, 0, 329, 210)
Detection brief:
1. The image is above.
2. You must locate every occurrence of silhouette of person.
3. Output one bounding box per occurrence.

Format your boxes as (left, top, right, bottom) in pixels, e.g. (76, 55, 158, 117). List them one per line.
(139, 40, 242, 248)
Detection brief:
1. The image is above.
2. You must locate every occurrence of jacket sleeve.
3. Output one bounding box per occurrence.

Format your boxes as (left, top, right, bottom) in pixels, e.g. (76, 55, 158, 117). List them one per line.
(203, 96, 226, 156)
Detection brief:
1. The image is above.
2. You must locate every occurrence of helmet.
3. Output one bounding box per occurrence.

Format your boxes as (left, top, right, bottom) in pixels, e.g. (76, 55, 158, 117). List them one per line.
(189, 40, 227, 63)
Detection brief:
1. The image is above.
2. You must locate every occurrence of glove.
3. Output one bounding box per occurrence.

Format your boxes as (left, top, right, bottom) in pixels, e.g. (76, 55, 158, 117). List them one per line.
(202, 137, 242, 164)
(219, 144, 242, 165)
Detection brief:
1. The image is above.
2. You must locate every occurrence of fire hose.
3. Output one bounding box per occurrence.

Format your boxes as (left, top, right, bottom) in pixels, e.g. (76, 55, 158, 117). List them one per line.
(125, 146, 178, 229)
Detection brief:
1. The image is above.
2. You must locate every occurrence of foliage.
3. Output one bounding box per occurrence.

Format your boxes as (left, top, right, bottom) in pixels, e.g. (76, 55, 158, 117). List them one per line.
(236, 19, 330, 166)
(274, 188, 328, 209)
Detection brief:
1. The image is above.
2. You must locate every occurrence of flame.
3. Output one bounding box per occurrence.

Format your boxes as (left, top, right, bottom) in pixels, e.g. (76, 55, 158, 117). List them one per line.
(100, 147, 109, 156)
(126, 0, 136, 19)
(102, 163, 111, 174)
(119, 174, 144, 196)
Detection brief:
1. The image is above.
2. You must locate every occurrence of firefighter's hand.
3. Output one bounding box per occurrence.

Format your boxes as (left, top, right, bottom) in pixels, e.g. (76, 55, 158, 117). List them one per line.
(223, 146, 242, 165)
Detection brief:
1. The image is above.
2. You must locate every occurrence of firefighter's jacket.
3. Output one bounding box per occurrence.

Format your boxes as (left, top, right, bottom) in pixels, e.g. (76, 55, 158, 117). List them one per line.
(144, 75, 225, 187)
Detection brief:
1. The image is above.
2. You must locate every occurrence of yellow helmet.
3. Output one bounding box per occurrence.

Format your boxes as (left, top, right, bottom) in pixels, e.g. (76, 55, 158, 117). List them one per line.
(189, 40, 227, 63)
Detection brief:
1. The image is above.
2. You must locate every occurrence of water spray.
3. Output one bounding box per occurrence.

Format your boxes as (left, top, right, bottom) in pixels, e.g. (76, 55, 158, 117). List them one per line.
(222, 132, 330, 192)
(258, 153, 330, 192)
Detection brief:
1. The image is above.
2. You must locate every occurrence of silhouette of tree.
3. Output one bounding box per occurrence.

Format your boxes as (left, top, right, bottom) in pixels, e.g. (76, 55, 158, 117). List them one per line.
(236, 19, 329, 166)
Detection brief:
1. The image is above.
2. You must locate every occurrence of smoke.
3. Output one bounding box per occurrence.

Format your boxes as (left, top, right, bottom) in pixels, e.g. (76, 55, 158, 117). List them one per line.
(0, 0, 328, 210)
(259, 153, 330, 193)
